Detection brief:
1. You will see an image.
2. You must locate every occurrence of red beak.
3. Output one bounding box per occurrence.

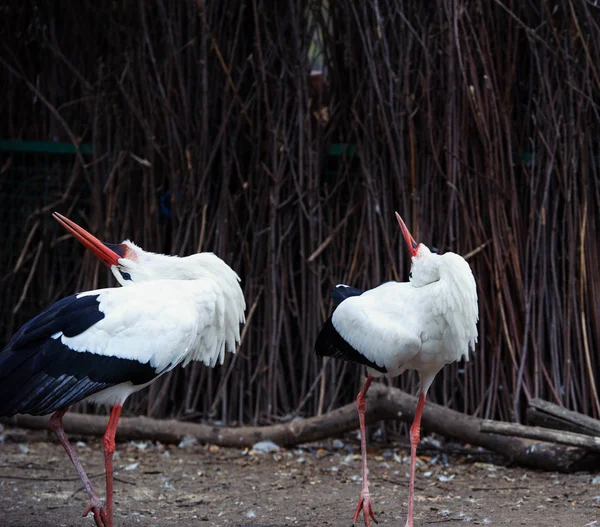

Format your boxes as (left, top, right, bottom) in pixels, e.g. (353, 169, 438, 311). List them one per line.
(53, 212, 123, 267)
(395, 212, 419, 257)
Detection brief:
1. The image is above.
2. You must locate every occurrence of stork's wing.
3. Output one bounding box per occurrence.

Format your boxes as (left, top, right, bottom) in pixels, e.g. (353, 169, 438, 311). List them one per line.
(0, 281, 212, 417)
(70, 279, 240, 371)
(315, 315, 387, 373)
(0, 293, 159, 416)
(64, 285, 199, 373)
(316, 282, 422, 372)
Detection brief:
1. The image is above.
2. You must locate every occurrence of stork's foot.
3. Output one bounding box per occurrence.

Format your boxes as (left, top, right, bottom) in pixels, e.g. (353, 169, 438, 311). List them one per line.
(353, 491, 378, 526)
(83, 496, 109, 527)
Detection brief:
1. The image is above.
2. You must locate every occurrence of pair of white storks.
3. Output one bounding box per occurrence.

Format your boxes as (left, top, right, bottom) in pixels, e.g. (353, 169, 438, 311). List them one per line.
(0, 212, 477, 527)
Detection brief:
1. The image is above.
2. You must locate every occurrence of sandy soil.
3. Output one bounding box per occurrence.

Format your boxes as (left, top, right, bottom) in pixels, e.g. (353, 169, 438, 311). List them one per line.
(0, 425, 599, 527)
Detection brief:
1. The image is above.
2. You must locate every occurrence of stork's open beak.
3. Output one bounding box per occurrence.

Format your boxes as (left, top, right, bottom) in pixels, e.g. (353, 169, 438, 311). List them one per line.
(53, 212, 124, 267)
(395, 212, 419, 257)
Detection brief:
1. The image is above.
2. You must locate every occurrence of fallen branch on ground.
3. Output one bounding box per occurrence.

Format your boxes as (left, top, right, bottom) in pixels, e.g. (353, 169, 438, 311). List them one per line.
(3, 383, 600, 473)
(480, 420, 600, 452)
(526, 398, 600, 437)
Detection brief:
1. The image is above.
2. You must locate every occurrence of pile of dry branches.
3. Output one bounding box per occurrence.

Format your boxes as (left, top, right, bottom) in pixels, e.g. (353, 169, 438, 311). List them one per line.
(1, 1, 599, 425)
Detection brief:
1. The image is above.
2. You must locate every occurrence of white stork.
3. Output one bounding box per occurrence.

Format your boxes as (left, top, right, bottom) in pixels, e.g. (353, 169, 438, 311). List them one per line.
(0, 213, 246, 527)
(315, 212, 478, 527)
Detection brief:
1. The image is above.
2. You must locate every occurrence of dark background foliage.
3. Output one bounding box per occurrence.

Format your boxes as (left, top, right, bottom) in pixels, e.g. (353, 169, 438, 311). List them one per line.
(1, 1, 599, 426)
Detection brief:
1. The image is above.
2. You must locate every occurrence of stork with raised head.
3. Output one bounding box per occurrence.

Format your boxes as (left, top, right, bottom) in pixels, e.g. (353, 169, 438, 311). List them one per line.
(52, 212, 198, 286)
(0, 213, 246, 527)
(315, 212, 478, 527)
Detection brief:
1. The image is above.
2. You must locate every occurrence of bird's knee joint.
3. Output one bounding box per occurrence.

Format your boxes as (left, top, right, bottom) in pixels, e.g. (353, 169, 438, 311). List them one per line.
(103, 435, 116, 454)
(409, 426, 420, 446)
(48, 412, 63, 433)
(356, 395, 367, 413)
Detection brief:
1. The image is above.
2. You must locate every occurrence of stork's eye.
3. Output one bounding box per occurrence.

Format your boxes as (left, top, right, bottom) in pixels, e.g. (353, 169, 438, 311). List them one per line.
(119, 270, 132, 281)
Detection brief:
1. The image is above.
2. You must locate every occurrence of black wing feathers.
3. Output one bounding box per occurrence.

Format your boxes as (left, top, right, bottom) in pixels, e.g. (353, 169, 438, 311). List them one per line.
(315, 284, 385, 372)
(0, 293, 156, 417)
(315, 316, 387, 373)
(330, 284, 363, 307)
(8, 294, 104, 350)
(0, 295, 103, 377)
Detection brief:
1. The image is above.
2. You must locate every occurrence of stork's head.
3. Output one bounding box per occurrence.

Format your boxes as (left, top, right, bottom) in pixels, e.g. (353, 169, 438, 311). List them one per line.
(395, 211, 478, 354)
(53, 213, 242, 288)
(53, 213, 145, 286)
(395, 212, 442, 287)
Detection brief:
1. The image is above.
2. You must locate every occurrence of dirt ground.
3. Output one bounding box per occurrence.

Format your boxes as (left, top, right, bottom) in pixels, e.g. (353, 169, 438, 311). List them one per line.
(0, 425, 599, 527)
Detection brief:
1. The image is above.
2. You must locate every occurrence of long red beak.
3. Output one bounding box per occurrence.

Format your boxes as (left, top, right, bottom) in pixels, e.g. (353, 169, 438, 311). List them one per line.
(53, 212, 123, 267)
(395, 211, 419, 257)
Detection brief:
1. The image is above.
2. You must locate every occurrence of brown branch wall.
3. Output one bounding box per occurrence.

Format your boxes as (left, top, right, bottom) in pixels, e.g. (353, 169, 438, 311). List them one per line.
(1, 1, 599, 424)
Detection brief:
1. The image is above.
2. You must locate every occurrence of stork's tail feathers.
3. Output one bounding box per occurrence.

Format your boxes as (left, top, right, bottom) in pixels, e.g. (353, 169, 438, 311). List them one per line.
(331, 284, 363, 307)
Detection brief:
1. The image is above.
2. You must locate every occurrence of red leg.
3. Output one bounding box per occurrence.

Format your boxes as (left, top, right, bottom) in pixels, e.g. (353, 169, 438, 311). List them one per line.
(404, 393, 426, 527)
(352, 375, 378, 526)
(49, 408, 107, 527)
(103, 404, 122, 527)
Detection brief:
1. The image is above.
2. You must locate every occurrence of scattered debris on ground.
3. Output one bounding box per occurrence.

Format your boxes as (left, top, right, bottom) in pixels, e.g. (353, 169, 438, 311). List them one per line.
(0, 425, 598, 526)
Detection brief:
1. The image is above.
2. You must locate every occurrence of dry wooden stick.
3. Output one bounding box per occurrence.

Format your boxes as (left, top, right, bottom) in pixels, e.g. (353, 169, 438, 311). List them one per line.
(11, 241, 43, 315)
(307, 204, 359, 262)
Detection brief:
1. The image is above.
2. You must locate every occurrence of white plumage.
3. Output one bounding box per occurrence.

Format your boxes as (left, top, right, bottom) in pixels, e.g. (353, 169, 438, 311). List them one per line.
(0, 213, 246, 527)
(58, 274, 245, 407)
(315, 212, 478, 527)
(332, 245, 478, 393)
(73, 275, 244, 370)
(51, 212, 247, 399)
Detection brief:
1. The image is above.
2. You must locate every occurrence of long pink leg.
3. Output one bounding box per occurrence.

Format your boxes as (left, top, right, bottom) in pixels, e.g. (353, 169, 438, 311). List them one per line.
(352, 375, 377, 526)
(103, 404, 123, 527)
(404, 393, 426, 527)
(48, 408, 107, 527)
